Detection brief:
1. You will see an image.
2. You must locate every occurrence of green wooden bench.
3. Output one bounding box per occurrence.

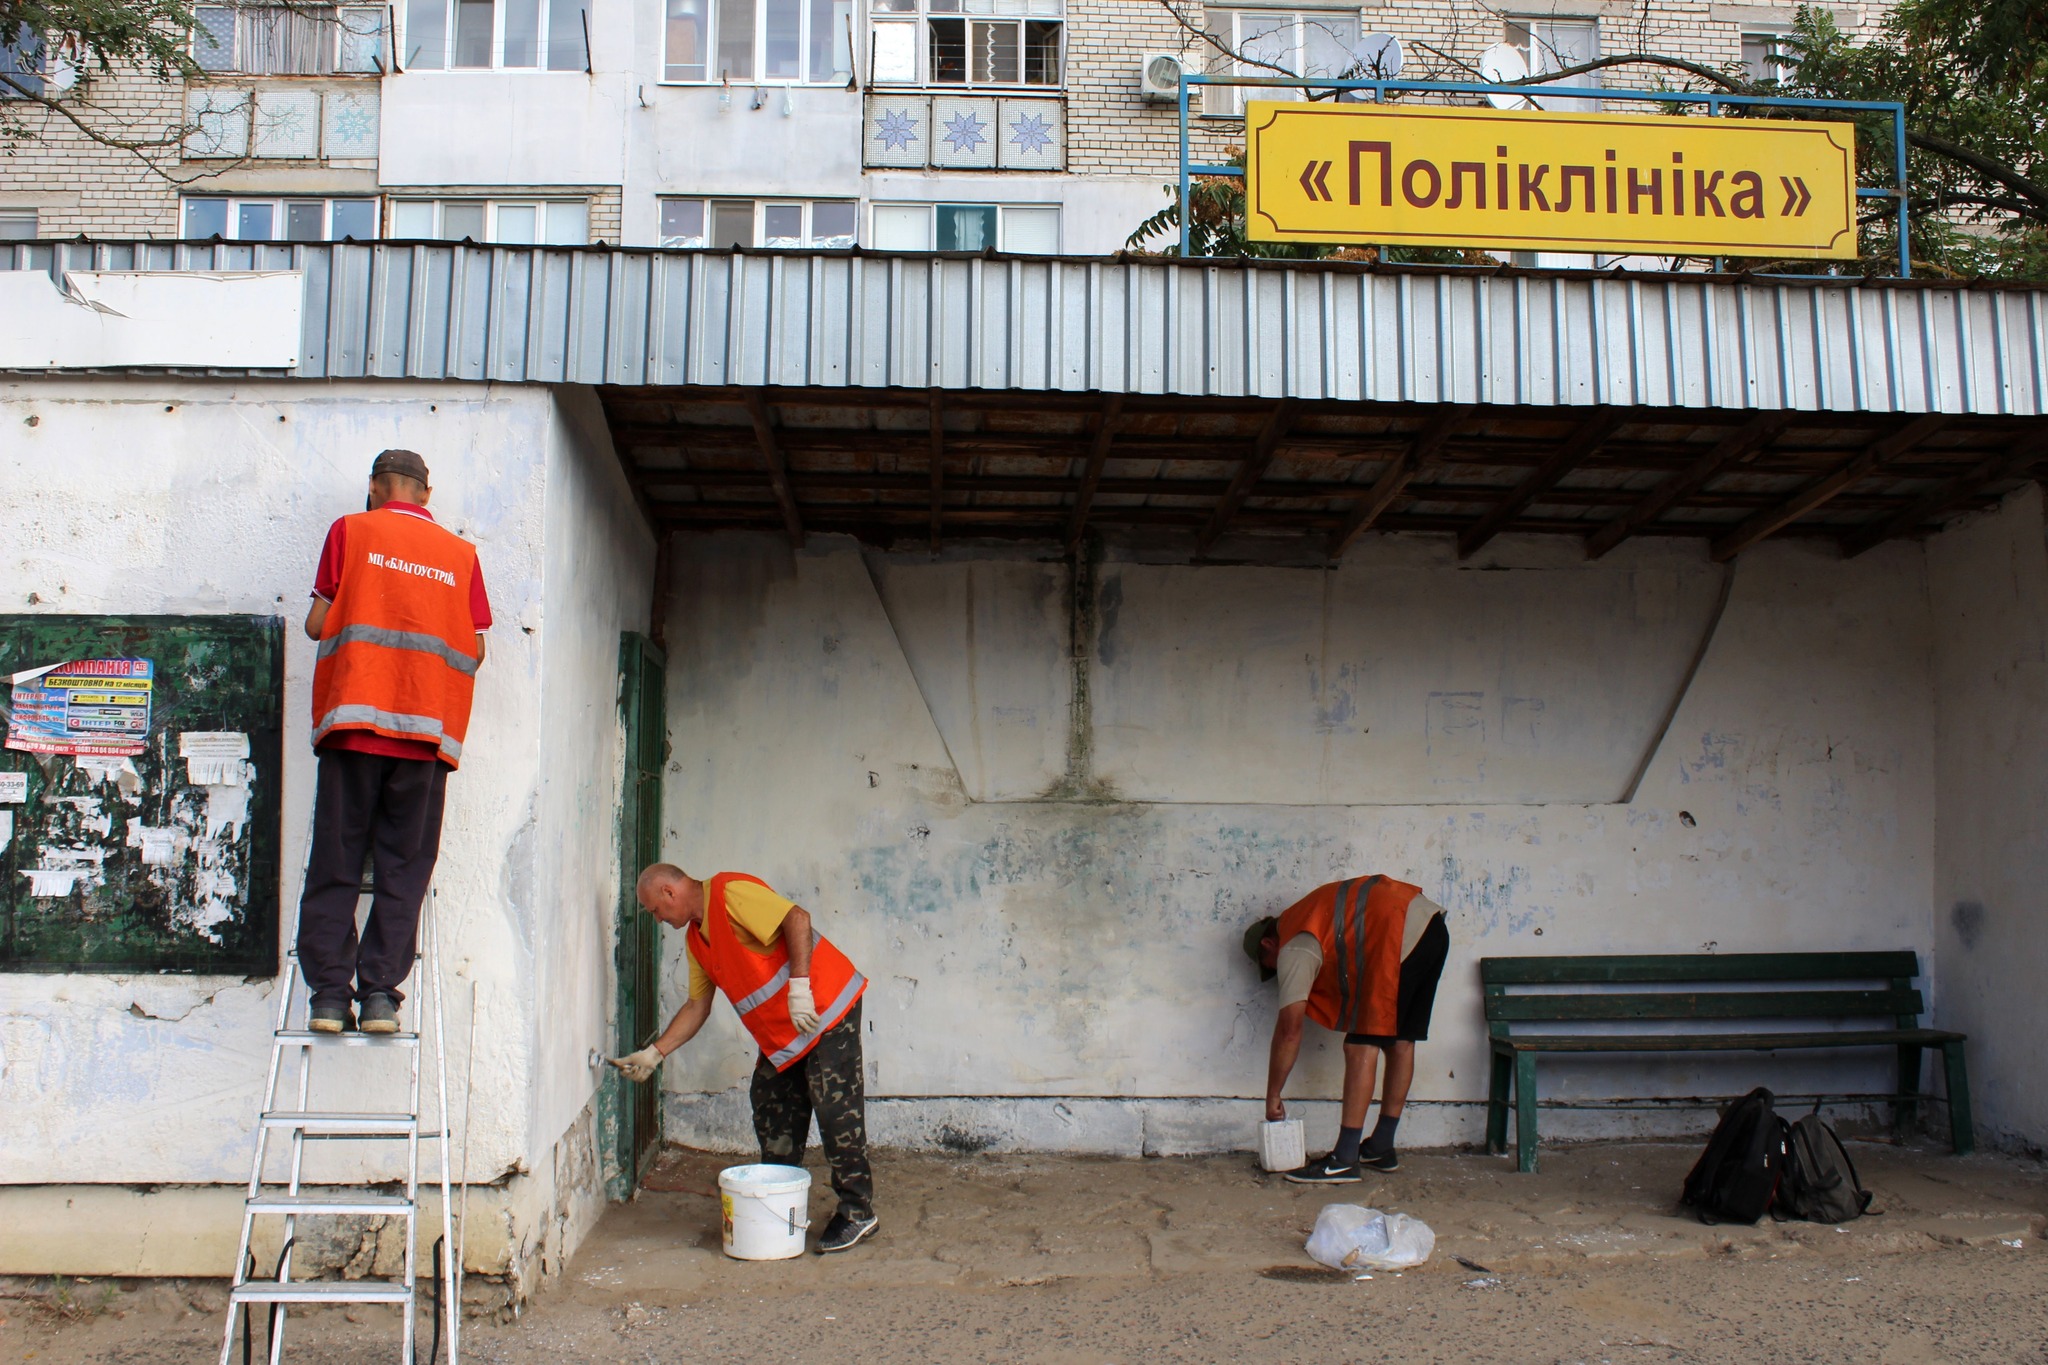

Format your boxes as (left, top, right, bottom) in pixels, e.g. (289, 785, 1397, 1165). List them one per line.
(1482, 951, 1972, 1173)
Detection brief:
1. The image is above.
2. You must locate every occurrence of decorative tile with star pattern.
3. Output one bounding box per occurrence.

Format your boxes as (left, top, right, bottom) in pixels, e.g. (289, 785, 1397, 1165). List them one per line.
(997, 98, 1064, 171)
(864, 97, 930, 168)
(931, 96, 998, 169)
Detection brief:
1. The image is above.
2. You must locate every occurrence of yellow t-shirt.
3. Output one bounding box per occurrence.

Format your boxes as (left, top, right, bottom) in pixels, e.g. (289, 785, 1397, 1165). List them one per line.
(687, 877, 799, 1001)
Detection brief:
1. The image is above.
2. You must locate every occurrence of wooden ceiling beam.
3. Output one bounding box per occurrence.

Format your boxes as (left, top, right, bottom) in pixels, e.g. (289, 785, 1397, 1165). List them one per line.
(741, 393, 806, 549)
(1584, 411, 1791, 559)
(1839, 432, 2046, 557)
(1458, 408, 1625, 559)
(1325, 404, 1475, 561)
(1710, 414, 1953, 562)
(1195, 401, 1295, 557)
(1064, 394, 1125, 552)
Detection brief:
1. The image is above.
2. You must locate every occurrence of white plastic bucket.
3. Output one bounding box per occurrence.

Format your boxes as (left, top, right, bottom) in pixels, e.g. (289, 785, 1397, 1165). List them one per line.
(1258, 1118, 1305, 1172)
(718, 1163, 813, 1260)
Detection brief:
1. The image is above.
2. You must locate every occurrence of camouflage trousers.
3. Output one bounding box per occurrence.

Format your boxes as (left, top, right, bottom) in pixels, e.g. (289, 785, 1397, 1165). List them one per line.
(751, 999, 874, 1219)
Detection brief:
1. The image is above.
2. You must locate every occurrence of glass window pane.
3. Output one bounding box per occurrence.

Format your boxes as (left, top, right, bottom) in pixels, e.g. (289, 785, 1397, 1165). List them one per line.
(184, 198, 230, 239)
(665, 0, 707, 77)
(659, 199, 706, 246)
(810, 200, 856, 246)
(406, 0, 448, 66)
(869, 18, 915, 79)
(761, 203, 803, 246)
(442, 201, 486, 240)
(547, 0, 586, 68)
(871, 203, 930, 250)
(503, 0, 538, 64)
(330, 199, 376, 240)
(453, 0, 493, 67)
(284, 201, 325, 241)
(1001, 205, 1058, 253)
(392, 200, 436, 236)
(928, 17, 964, 81)
(871, 0, 913, 10)
(339, 6, 387, 72)
(1301, 11, 1357, 77)
(193, 7, 237, 70)
(807, 0, 849, 80)
(935, 203, 996, 251)
(716, 0, 754, 77)
(237, 202, 275, 239)
(495, 204, 538, 243)
(543, 200, 588, 242)
(763, 0, 800, 76)
(712, 200, 754, 247)
(1022, 19, 1057, 83)
(0, 209, 37, 240)
(969, 19, 1018, 81)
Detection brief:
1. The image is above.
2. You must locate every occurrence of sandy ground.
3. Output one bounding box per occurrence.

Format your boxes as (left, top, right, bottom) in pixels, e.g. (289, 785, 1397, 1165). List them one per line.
(7, 1139, 2045, 1364)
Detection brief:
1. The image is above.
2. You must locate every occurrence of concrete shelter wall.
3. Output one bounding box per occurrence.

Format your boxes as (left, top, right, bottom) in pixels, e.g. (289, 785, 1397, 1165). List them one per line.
(1927, 484, 2048, 1153)
(658, 531, 1937, 1155)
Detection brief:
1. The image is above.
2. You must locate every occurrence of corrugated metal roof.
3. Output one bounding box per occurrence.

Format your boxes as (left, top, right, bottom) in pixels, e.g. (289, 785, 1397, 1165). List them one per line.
(6, 240, 2048, 416)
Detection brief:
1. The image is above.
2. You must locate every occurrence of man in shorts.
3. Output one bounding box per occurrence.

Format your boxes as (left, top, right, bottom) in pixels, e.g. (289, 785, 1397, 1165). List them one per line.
(1244, 875, 1450, 1182)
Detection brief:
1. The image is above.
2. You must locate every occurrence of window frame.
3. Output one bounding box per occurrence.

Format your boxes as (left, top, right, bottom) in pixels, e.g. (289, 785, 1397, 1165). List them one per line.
(1, 26, 46, 98)
(1200, 6, 1362, 116)
(662, 0, 856, 83)
(657, 196, 859, 248)
(868, 200, 1058, 253)
(1503, 15, 1600, 111)
(191, 4, 389, 75)
(1739, 30, 1793, 85)
(388, 197, 591, 244)
(865, 0, 1064, 90)
(0, 208, 39, 239)
(402, 0, 588, 71)
(181, 195, 381, 241)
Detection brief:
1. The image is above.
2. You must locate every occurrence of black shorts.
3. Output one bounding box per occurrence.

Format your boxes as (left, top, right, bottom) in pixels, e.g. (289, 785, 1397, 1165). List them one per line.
(1344, 913, 1449, 1048)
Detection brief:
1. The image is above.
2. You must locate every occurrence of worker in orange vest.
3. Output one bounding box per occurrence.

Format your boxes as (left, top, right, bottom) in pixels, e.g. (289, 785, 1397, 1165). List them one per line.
(298, 449, 489, 1035)
(1244, 876, 1450, 1182)
(612, 864, 878, 1253)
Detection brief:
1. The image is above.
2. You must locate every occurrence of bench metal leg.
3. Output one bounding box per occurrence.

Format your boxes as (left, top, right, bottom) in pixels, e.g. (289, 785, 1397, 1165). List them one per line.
(1895, 1044, 1923, 1140)
(1942, 1040, 1974, 1156)
(1486, 1050, 1511, 1156)
(1514, 1052, 1539, 1174)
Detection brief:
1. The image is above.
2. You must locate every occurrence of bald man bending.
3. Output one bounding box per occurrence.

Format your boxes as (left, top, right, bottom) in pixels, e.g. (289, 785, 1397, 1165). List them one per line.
(611, 864, 877, 1253)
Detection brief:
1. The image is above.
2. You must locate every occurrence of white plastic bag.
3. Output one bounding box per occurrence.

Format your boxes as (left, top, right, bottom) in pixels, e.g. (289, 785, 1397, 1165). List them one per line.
(1304, 1204, 1436, 1271)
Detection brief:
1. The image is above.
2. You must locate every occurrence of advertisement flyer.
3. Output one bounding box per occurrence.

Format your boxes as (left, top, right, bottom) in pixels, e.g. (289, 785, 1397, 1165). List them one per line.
(5, 658, 155, 757)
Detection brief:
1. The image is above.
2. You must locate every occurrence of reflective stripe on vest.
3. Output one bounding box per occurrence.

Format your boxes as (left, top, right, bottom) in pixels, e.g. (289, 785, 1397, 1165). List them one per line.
(732, 965, 791, 1017)
(1276, 875, 1418, 1038)
(317, 624, 482, 677)
(689, 872, 868, 1072)
(311, 703, 464, 763)
(763, 971, 868, 1069)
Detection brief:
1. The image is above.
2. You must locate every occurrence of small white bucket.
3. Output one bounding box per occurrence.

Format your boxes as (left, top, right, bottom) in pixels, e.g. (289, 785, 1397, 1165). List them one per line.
(718, 1163, 813, 1261)
(1258, 1118, 1306, 1172)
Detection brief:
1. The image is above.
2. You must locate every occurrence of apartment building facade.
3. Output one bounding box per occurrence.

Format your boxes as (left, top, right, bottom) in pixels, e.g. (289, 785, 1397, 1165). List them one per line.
(2, 0, 1878, 254)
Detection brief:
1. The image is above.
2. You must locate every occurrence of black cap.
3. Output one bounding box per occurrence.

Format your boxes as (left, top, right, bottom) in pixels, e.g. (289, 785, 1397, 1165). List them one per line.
(371, 448, 430, 484)
(1242, 915, 1279, 982)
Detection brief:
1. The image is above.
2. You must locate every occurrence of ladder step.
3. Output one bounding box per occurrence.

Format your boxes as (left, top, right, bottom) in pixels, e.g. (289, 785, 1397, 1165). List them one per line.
(275, 1029, 420, 1046)
(261, 1111, 417, 1135)
(231, 1279, 413, 1305)
(247, 1192, 415, 1216)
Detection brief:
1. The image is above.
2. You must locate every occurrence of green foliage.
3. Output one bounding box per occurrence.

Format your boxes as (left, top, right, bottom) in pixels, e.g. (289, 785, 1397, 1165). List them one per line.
(0, 0, 203, 86)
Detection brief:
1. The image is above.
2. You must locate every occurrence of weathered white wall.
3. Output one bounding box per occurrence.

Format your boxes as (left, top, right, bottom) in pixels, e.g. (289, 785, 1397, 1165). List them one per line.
(659, 531, 1938, 1154)
(1927, 484, 2048, 1153)
(378, 74, 629, 187)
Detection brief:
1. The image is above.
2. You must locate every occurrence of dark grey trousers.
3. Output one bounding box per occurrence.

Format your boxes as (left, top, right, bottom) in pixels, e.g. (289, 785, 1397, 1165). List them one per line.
(751, 1001, 874, 1220)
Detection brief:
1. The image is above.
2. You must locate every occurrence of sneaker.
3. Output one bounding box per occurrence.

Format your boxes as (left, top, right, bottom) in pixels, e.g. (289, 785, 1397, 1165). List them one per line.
(816, 1210, 879, 1253)
(358, 993, 400, 1034)
(1360, 1149, 1400, 1173)
(308, 1003, 355, 1034)
(1283, 1155, 1363, 1184)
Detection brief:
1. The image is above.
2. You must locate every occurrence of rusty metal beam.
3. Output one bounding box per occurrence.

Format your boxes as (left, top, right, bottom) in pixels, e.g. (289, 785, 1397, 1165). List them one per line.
(1194, 401, 1294, 557)
(1458, 408, 1624, 560)
(1064, 394, 1125, 552)
(1325, 405, 1473, 561)
(1584, 411, 1791, 560)
(1840, 431, 2046, 556)
(1711, 414, 1953, 562)
(742, 393, 805, 548)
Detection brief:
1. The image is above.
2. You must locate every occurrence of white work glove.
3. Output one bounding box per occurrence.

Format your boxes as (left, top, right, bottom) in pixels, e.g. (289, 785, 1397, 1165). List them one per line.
(786, 978, 822, 1034)
(609, 1046, 665, 1084)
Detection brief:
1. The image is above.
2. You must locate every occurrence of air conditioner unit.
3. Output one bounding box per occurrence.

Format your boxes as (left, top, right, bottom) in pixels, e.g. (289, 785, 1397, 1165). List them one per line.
(1139, 53, 1194, 101)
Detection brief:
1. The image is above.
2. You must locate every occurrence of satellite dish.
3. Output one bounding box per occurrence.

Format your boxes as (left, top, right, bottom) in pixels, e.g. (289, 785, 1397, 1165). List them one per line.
(1354, 32, 1403, 80)
(1479, 42, 1534, 109)
(45, 56, 78, 93)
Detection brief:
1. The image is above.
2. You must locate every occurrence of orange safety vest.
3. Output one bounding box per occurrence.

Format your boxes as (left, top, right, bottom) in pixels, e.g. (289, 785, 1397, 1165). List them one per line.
(310, 507, 482, 768)
(1275, 875, 1423, 1037)
(687, 872, 868, 1072)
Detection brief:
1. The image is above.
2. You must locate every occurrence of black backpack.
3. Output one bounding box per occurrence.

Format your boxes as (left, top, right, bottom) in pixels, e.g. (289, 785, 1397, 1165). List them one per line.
(1681, 1087, 1789, 1225)
(1776, 1111, 1874, 1223)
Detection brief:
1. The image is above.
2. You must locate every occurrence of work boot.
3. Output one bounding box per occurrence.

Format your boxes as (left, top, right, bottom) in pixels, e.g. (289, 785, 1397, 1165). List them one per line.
(816, 1210, 879, 1253)
(1283, 1154, 1363, 1184)
(309, 1003, 355, 1034)
(359, 993, 400, 1035)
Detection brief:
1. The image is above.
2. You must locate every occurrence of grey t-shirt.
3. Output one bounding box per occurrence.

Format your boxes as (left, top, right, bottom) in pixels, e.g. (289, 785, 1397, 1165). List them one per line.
(1276, 895, 1444, 1008)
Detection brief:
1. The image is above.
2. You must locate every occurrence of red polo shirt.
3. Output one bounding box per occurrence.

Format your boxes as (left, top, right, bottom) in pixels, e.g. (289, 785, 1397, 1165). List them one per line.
(311, 501, 492, 764)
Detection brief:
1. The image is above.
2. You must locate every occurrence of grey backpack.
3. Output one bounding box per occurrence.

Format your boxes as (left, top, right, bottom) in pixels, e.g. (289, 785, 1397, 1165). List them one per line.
(1777, 1112, 1874, 1223)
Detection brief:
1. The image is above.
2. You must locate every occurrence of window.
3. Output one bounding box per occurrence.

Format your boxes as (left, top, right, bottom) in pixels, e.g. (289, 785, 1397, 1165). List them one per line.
(867, 0, 1061, 87)
(664, 0, 852, 81)
(1, 27, 44, 97)
(1202, 8, 1359, 114)
(1505, 17, 1598, 111)
(183, 196, 379, 241)
(405, 0, 587, 69)
(870, 201, 1056, 252)
(1741, 31, 1793, 84)
(0, 209, 37, 239)
(193, 5, 388, 74)
(390, 198, 589, 243)
(659, 197, 857, 247)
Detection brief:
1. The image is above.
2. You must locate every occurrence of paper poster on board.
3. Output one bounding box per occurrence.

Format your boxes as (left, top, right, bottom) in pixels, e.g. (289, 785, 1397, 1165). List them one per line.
(5, 658, 155, 757)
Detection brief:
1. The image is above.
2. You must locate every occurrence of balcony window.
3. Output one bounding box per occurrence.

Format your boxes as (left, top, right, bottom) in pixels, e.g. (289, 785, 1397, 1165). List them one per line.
(1201, 7, 1359, 114)
(867, 0, 1061, 87)
(664, 0, 852, 81)
(0, 209, 37, 238)
(405, 0, 587, 69)
(869, 201, 1055, 252)
(1741, 31, 1793, 84)
(1504, 16, 1599, 111)
(390, 198, 589, 243)
(192, 5, 389, 74)
(658, 197, 857, 247)
(1, 27, 46, 96)
(183, 196, 379, 240)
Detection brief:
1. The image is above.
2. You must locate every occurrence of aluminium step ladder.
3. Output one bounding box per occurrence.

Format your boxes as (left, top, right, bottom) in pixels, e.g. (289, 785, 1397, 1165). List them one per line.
(219, 888, 460, 1365)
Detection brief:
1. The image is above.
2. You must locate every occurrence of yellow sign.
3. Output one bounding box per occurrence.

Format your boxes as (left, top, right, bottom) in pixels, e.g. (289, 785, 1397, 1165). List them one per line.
(1243, 103, 1858, 258)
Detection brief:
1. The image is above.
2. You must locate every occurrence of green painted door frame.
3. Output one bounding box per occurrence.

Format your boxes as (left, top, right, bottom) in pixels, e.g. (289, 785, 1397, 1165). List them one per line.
(607, 632, 666, 1199)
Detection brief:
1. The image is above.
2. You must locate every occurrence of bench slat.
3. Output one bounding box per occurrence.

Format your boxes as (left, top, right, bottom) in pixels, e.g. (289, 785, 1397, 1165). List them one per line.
(1487, 987, 1923, 1023)
(1492, 1027, 1964, 1054)
(1480, 952, 1920, 985)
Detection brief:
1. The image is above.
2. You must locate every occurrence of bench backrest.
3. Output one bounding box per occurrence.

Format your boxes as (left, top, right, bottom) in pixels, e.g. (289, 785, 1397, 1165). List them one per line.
(1479, 951, 1925, 1036)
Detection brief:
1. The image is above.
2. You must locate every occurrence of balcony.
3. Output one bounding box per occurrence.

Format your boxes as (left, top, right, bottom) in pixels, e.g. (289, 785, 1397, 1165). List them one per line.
(862, 92, 1063, 171)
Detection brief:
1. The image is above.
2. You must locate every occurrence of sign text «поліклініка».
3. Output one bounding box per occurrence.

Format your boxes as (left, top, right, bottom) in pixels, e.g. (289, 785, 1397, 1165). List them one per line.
(1243, 103, 1858, 258)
